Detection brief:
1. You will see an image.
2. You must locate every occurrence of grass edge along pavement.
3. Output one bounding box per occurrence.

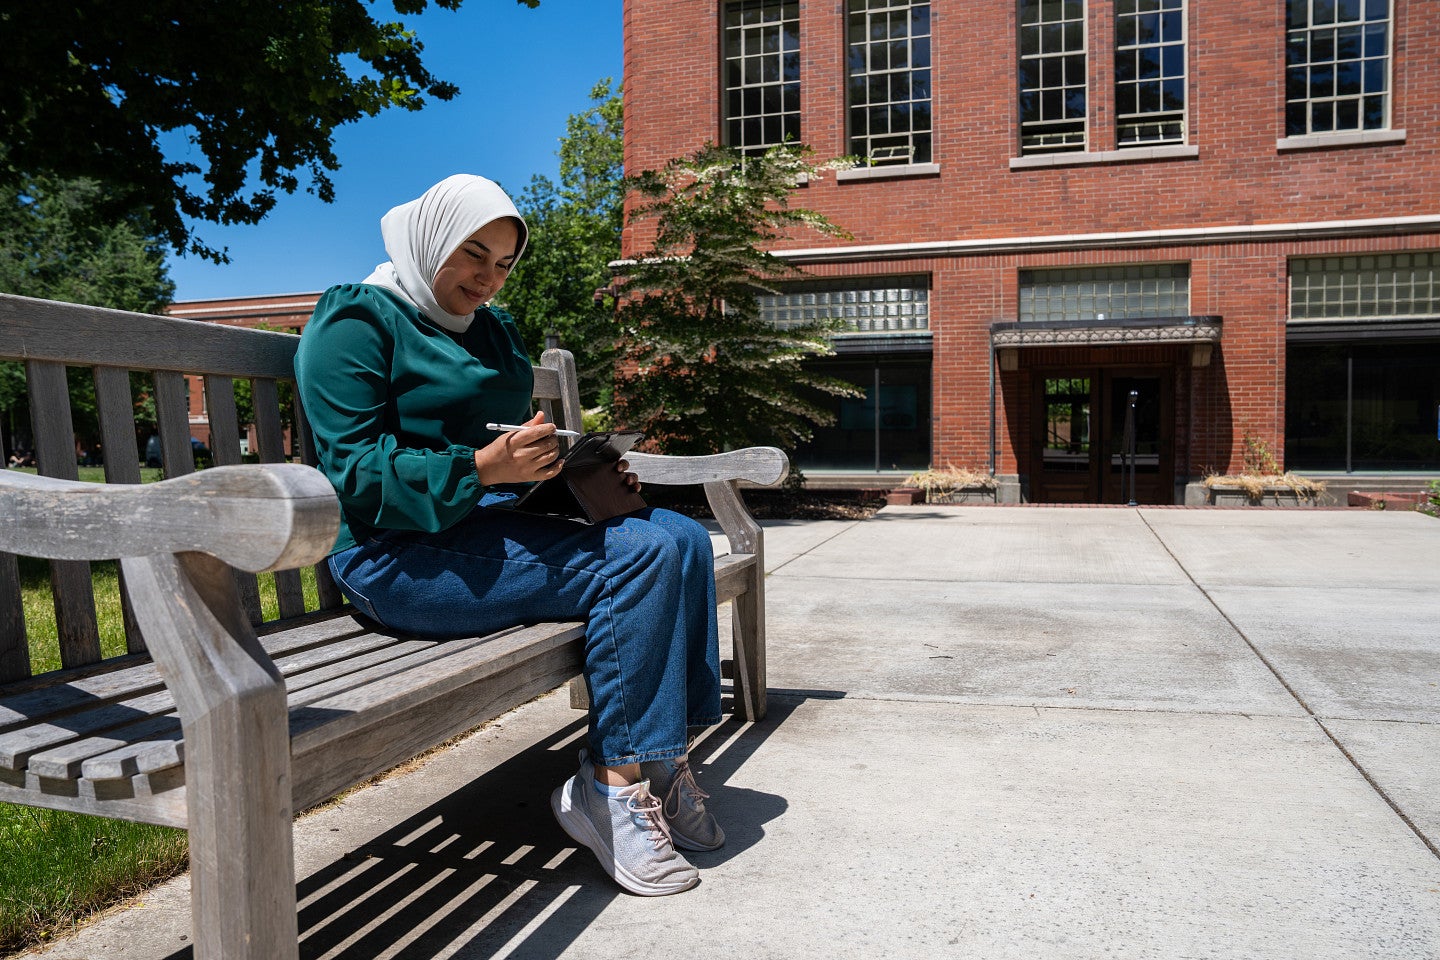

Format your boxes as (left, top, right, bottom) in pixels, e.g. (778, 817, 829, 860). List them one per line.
(0, 552, 319, 955)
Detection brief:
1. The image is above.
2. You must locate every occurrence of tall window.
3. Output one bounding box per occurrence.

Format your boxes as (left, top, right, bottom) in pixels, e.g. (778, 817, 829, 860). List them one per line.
(1285, 0, 1390, 136)
(1018, 0, 1087, 154)
(723, 0, 801, 156)
(1019, 264, 1190, 323)
(1115, 0, 1185, 146)
(847, 0, 932, 165)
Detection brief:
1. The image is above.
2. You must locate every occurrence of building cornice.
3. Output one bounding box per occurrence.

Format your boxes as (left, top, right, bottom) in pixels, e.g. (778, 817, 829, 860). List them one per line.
(772, 215, 1440, 265)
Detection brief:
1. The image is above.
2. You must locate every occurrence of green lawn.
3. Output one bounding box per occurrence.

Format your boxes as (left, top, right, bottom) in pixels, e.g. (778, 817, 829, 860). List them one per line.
(2, 486, 321, 952)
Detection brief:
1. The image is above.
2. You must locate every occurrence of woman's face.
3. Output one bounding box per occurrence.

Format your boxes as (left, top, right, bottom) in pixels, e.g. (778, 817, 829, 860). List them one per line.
(431, 218, 521, 316)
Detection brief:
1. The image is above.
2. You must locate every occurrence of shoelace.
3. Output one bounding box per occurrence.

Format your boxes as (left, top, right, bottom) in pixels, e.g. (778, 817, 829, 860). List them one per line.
(659, 756, 710, 823)
(626, 786, 676, 850)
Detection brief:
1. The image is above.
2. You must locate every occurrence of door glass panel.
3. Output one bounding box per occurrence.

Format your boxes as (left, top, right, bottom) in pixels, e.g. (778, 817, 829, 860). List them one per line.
(877, 361, 932, 470)
(1107, 376, 1161, 503)
(1042, 377, 1091, 473)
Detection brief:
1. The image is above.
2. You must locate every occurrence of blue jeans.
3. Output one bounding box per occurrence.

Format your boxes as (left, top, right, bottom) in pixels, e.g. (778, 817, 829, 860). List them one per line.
(327, 495, 721, 767)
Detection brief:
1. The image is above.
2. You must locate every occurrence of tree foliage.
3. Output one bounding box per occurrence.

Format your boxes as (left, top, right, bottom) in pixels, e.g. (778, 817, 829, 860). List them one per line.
(0, 175, 176, 457)
(502, 79, 625, 406)
(0, 0, 539, 261)
(611, 144, 861, 456)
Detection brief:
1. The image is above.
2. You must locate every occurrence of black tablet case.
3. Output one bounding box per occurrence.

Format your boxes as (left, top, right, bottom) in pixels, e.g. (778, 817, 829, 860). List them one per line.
(512, 431, 647, 523)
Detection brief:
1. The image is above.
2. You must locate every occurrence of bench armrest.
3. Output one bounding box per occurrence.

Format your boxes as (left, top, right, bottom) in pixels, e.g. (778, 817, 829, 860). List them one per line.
(626, 447, 789, 487)
(0, 464, 339, 573)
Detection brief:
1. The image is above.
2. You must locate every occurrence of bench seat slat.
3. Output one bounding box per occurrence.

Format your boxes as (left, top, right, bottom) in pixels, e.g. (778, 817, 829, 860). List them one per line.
(0, 764, 188, 828)
(3, 628, 426, 773)
(63, 635, 441, 781)
(0, 612, 368, 735)
(78, 621, 584, 784)
(714, 552, 756, 604)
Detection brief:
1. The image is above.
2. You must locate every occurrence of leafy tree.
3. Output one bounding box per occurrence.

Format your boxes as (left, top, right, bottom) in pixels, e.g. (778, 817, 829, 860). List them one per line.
(503, 79, 624, 406)
(0, 175, 175, 459)
(0, 0, 540, 261)
(611, 143, 861, 456)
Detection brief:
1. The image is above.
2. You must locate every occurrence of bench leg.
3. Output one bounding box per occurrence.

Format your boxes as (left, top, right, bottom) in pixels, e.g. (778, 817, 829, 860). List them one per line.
(122, 553, 300, 960)
(730, 571, 767, 722)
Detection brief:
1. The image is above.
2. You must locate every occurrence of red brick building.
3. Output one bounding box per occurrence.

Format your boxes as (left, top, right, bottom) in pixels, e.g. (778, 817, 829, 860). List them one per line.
(623, 0, 1440, 502)
(166, 293, 319, 453)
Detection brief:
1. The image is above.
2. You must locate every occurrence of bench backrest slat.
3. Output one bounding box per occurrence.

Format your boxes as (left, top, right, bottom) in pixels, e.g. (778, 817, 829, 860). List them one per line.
(25, 359, 104, 668)
(1, 292, 585, 679)
(93, 368, 147, 654)
(0, 554, 28, 682)
(200, 375, 268, 624)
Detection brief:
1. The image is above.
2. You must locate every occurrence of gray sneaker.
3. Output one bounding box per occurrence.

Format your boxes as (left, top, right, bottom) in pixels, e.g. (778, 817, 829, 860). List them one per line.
(639, 755, 725, 851)
(551, 754, 699, 896)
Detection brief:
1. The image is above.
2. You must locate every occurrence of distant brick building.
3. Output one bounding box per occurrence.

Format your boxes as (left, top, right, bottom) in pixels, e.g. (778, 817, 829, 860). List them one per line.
(623, 0, 1440, 501)
(166, 293, 320, 452)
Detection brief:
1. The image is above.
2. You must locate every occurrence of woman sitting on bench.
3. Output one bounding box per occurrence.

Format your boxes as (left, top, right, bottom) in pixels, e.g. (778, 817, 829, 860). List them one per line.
(295, 174, 724, 897)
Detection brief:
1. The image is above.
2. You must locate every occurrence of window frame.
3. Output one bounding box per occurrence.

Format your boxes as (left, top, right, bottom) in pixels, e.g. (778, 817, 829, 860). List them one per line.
(722, 0, 802, 156)
(845, 0, 934, 167)
(1284, 0, 1392, 138)
(1114, 0, 1187, 148)
(1017, 0, 1089, 155)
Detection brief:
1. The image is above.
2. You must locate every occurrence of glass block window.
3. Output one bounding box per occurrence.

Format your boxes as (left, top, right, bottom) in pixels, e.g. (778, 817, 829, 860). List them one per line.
(847, 0, 932, 165)
(1285, 0, 1390, 136)
(1018, 0, 1087, 154)
(1289, 253, 1440, 320)
(1019, 264, 1190, 322)
(723, 0, 801, 156)
(1115, 0, 1186, 146)
(759, 278, 930, 333)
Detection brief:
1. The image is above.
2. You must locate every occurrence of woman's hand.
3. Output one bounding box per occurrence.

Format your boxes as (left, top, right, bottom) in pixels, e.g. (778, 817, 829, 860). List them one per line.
(615, 459, 642, 494)
(474, 412, 564, 486)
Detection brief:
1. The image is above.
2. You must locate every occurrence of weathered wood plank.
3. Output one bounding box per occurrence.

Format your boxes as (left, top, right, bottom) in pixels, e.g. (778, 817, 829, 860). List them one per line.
(93, 366, 146, 653)
(93, 367, 142, 485)
(78, 630, 429, 780)
(4, 627, 415, 776)
(707, 480, 767, 722)
(26, 359, 102, 668)
(27, 712, 183, 779)
(293, 402, 344, 612)
(0, 765, 187, 828)
(203, 375, 265, 623)
(153, 370, 194, 479)
(0, 292, 298, 378)
(0, 466, 339, 574)
(713, 552, 756, 604)
(120, 550, 300, 960)
(540, 349, 584, 437)
(629, 448, 789, 487)
(291, 631, 584, 812)
(0, 553, 28, 683)
(252, 378, 305, 618)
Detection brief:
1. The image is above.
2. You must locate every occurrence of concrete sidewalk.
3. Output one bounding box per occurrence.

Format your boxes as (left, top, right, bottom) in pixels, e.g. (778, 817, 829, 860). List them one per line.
(26, 506, 1440, 959)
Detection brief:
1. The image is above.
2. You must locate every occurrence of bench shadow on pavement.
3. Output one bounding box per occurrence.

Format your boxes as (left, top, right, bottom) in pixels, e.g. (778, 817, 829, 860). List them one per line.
(159, 693, 812, 960)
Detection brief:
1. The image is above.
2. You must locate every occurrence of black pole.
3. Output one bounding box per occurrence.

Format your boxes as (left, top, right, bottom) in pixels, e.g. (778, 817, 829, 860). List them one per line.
(1126, 388, 1139, 507)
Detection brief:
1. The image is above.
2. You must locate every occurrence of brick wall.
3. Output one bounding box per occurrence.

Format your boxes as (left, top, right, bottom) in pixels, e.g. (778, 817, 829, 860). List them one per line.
(622, 1, 1440, 485)
(624, 0, 1440, 255)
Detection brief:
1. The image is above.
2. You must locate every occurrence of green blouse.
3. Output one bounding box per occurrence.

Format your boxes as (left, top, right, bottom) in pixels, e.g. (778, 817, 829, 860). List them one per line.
(295, 283, 535, 554)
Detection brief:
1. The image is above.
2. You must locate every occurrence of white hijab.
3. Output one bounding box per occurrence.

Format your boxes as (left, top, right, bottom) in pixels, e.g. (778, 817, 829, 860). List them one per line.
(361, 174, 529, 333)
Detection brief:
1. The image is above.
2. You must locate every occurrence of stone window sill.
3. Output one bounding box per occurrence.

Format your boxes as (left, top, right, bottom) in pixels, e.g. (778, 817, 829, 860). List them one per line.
(836, 163, 941, 182)
(1009, 145, 1199, 170)
(1276, 129, 1406, 152)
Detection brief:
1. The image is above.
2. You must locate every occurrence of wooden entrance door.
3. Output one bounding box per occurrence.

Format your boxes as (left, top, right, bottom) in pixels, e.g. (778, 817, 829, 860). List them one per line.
(1032, 368, 1174, 504)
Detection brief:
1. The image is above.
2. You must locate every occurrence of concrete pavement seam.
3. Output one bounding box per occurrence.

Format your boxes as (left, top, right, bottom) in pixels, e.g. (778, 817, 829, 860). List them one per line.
(763, 519, 866, 576)
(1137, 510, 1440, 861)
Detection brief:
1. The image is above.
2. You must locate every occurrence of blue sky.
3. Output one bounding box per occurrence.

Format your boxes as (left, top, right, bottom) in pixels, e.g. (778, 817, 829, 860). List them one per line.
(167, 0, 622, 303)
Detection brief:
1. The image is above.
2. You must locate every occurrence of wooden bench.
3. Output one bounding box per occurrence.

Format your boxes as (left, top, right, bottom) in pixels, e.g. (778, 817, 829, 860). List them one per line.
(0, 292, 783, 959)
